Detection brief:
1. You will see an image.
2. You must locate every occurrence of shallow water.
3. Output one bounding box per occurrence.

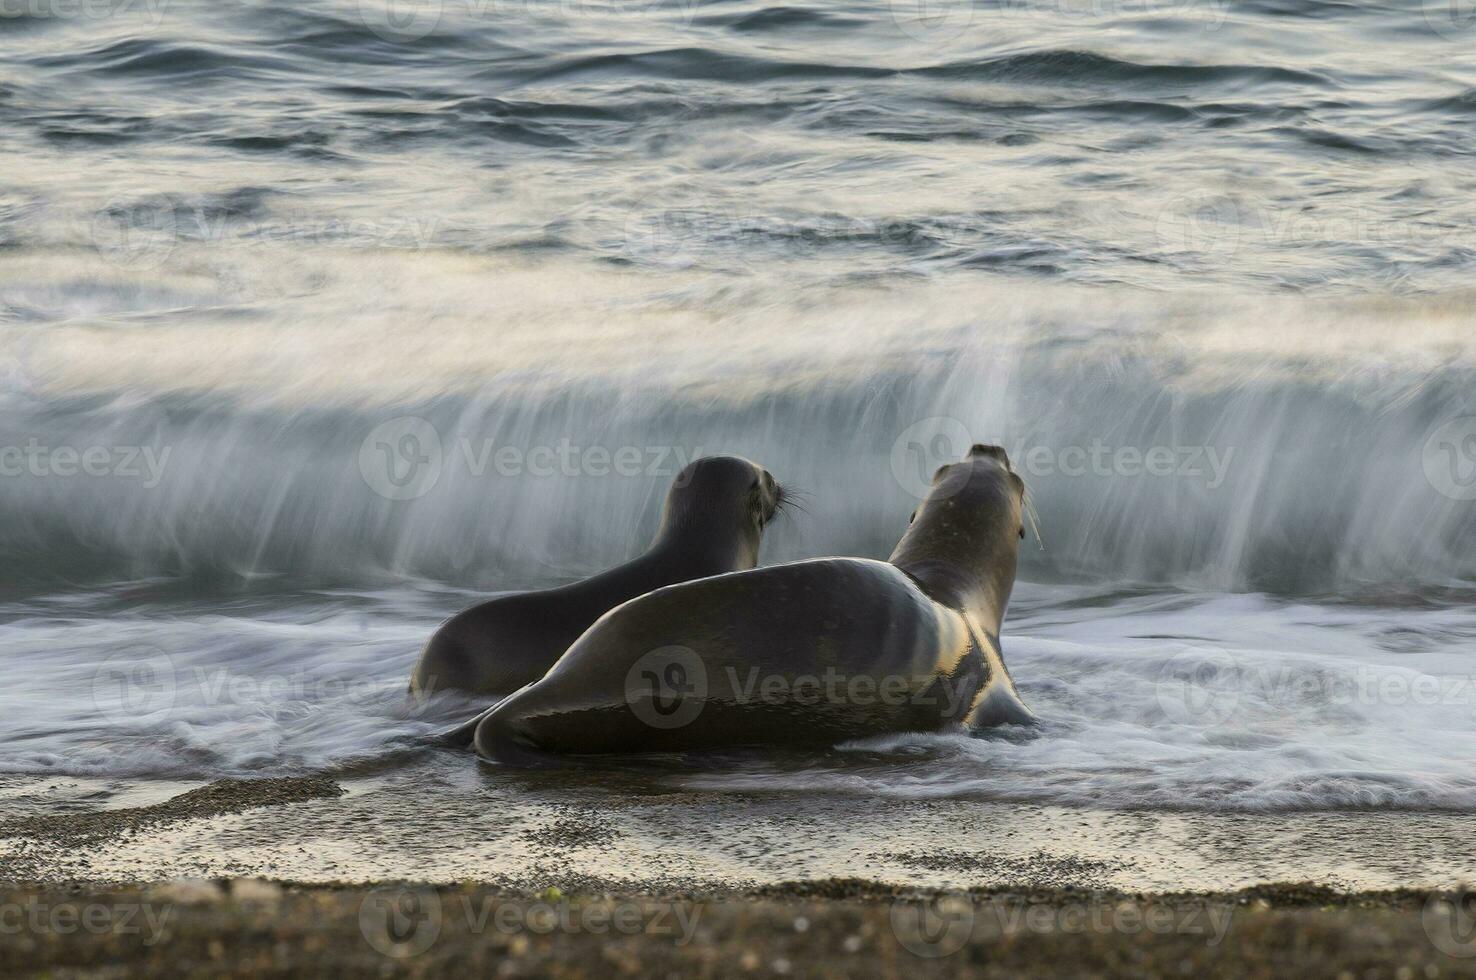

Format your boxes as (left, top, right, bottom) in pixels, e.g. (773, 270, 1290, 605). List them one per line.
(5, 580, 1476, 812)
(2, 0, 1475, 812)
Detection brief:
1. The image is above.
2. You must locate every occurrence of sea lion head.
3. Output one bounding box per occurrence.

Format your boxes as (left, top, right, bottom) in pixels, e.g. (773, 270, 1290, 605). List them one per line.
(656, 455, 786, 568)
(888, 444, 1025, 617)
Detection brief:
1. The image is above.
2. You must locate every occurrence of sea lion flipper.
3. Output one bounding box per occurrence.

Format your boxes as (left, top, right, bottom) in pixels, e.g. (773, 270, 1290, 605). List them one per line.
(965, 683, 1036, 729)
(437, 703, 502, 748)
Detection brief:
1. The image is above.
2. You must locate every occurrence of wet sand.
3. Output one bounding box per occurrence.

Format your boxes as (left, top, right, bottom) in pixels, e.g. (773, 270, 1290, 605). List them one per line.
(4, 755, 1476, 891)
(6, 758, 1476, 976)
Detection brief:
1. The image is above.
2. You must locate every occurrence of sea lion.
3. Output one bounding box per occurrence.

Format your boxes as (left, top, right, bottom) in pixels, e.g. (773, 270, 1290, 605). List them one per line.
(472, 444, 1032, 766)
(411, 456, 786, 709)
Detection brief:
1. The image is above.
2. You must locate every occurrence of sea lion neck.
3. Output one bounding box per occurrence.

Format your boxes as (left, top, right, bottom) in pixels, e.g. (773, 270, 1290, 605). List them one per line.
(890, 554, 1012, 630)
(887, 454, 1023, 629)
(648, 506, 761, 575)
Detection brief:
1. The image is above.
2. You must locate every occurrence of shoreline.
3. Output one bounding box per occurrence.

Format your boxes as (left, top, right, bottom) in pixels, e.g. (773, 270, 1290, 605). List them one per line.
(6, 763, 1476, 892)
(8, 767, 1476, 975)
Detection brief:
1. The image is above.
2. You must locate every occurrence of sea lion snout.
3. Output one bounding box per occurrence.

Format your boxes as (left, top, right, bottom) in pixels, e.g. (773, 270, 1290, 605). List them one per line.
(968, 443, 1011, 467)
(962, 444, 1025, 502)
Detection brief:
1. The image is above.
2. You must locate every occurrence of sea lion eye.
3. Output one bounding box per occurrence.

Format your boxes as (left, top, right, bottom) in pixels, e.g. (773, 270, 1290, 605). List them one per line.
(908, 509, 916, 524)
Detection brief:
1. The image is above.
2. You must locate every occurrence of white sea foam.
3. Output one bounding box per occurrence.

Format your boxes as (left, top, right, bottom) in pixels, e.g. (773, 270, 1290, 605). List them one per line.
(7, 583, 1476, 812)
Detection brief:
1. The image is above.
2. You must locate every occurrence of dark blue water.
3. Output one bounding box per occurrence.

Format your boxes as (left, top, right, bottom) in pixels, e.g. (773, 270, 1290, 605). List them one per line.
(4, 0, 1476, 288)
(1, 0, 1475, 807)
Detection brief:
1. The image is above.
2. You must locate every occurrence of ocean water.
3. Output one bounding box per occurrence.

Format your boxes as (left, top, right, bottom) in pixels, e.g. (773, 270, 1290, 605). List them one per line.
(2, 0, 1475, 811)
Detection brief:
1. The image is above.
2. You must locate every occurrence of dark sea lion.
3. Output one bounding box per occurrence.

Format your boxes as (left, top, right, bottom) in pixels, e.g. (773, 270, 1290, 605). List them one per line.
(472, 444, 1032, 766)
(411, 456, 785, 712)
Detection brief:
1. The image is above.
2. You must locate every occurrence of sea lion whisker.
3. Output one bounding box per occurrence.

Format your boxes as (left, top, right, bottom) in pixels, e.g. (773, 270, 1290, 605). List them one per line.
(772, 482, 810, 517)
(1021, 480, 1044, 551)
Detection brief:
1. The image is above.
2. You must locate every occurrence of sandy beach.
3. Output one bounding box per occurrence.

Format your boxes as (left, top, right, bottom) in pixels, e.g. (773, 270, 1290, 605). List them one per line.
(7, 755, 1476, 891)
(6, 0, 1476, 974)
(5, 759, 1476, 976)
